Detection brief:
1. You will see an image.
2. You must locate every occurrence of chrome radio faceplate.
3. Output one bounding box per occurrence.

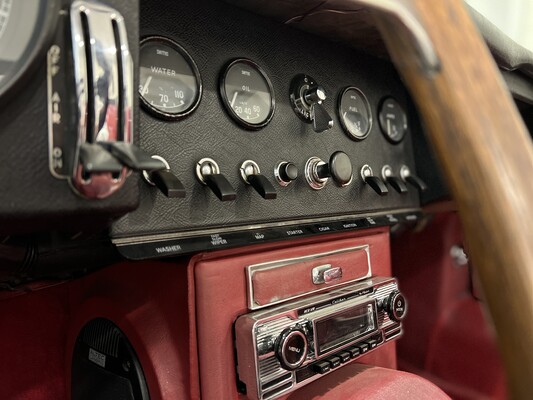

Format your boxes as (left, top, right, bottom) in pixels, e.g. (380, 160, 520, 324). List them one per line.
(234, 276, 407, 400)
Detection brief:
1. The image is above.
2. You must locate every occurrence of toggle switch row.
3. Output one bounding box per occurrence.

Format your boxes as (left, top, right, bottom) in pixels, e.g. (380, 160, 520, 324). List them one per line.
(143, 157, 281, 201)
(142, 152, 427, 200)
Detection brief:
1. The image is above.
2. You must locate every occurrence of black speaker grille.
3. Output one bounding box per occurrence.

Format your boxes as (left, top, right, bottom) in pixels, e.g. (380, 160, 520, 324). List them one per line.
(81, 318, 121, 358)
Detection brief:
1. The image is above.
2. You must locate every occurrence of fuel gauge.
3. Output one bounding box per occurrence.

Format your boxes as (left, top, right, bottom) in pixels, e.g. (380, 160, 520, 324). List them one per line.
(219, 59, 275, 130)
(139, 36, 202, 120)
(338, 87, 372, 140)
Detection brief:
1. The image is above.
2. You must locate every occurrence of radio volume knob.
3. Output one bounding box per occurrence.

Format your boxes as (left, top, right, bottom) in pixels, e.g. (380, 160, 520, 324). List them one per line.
(385, 291, 408, 322)
(275, 328, 308, 370)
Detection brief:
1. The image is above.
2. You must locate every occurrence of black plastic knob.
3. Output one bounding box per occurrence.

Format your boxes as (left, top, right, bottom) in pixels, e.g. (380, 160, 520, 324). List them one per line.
(248, 174, 277, 199)
(100, 142, 167, 172)
(79, 143, 123, 174)
(405, 175, 428, 192)
(386, 176, 408, 194)
(365, 176, 389, 196)
(150, 169, 186, 198)
(275, 328, 308, 370)
(277, 162, 299, 183)
(385, 291, 408, 322)
(205, 174, 237, 202)
(316, 151, 353, 186)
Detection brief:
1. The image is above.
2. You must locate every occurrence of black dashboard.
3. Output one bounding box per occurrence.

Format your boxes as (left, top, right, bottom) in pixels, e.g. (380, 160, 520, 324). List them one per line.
(3, 0, 531, 266)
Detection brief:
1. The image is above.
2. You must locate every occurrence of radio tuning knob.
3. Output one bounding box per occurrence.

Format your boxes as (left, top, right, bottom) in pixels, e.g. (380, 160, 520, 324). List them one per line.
(275, 328, 308, 370)
(385, 291, 408, 322)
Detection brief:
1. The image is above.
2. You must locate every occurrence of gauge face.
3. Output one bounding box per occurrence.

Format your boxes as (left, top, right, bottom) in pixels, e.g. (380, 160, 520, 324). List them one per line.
(139, 36, 202, 119)
(219, 59, 275, 129)
(337, 87, 372, 140)
(0, 0, 55, 100)
(378, 97, 408, 143)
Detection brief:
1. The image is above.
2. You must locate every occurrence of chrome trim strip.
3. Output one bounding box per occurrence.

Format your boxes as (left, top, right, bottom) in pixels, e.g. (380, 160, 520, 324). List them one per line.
(247, 245, 371, 310)
(112, 207, 421, 245)
(114, 9, 133, 144)
(70, 1, 89, 175)
(84, 3, 119, 143)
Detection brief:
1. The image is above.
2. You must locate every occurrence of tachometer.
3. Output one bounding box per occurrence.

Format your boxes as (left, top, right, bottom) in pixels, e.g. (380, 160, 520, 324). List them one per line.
(337, 87, 372, 140)
(0, 0, 58, 102)
(219, 58, 275, 129)
(139, 36, 202, 120)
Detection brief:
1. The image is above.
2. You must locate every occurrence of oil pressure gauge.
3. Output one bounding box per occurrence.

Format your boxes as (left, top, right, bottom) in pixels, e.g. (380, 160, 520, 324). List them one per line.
(338, 87, 372, 140)
(219, 59, 275, 129)
(139, 36, 201, 120)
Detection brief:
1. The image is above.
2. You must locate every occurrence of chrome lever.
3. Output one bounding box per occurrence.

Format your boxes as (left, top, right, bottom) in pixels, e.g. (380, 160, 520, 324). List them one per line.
(68, 1, 134, 199)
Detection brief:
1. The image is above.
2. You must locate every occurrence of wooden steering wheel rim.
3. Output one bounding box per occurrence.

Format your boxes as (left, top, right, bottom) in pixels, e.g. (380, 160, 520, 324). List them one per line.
(360, 0, 533, 398)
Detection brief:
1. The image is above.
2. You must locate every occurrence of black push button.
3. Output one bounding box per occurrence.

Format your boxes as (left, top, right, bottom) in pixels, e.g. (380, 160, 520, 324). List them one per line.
(346, 346, 361, 358)
(313, 361, 331, 374)
(367, 339, 378, 349)
(327, 356, 341, 368)
(338, 351, 351, 363)
(357, 342, 370, 353)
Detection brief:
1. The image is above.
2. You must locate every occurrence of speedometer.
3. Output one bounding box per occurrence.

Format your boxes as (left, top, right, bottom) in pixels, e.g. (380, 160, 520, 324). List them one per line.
(0, 0, 58, 102)
(139, 36, 202, 120)
(219, 59, 275, 129)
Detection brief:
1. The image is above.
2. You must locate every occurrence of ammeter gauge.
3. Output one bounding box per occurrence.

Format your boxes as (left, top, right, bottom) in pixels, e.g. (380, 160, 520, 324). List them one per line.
(219, 58, 275, 129)
(139, 36, 202, 119)
(378, 97, 408, 143)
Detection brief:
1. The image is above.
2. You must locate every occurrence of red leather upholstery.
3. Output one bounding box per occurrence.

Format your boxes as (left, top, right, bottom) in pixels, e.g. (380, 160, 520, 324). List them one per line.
(188, 228, 396, 400)
(251, 245, 370, 307)
(286, 365, 450, 400)
(393, 212, 507, 399)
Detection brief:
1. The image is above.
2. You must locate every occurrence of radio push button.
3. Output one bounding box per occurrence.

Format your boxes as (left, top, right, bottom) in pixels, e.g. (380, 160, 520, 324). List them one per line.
(275, 328, 308, 370)
(326, 356, 341, 369)
(312, 361, 331, 374)
(356, 342, 370, 353)
(346, 346, 361, 358)
(338, 351, 351, 363)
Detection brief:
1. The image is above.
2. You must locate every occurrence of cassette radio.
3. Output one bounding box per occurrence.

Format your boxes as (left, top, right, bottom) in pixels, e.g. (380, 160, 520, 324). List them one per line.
(235, 276, 407, 400)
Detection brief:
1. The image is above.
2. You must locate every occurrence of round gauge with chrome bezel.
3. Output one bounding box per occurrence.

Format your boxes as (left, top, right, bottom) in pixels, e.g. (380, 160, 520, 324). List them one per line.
(219, 58, 275, 130)
(337, 87, 372, 140)
(139, 36, 202, 120)
(378, 97, 408, 143)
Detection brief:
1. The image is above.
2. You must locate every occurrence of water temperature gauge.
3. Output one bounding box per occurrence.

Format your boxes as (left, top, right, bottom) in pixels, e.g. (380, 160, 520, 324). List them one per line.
(139, 36, 202, 120)
(219, 58, 275, 129)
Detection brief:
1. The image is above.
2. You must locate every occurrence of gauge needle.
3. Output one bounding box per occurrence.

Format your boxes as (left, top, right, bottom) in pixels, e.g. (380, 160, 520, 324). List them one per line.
(230, 91, 238, 108)
(141, 76, 152, 96)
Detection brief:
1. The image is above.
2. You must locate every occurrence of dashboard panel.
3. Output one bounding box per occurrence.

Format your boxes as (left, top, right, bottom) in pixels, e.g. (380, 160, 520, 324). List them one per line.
(110, 0, 424, 258)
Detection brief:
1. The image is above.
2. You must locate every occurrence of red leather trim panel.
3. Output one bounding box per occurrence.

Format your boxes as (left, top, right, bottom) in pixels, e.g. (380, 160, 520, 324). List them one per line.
(251, 245, 370, 307)
(286, 364, 450, 400)
(188, 228, 394, 400)
(392, 212, 507, 399)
